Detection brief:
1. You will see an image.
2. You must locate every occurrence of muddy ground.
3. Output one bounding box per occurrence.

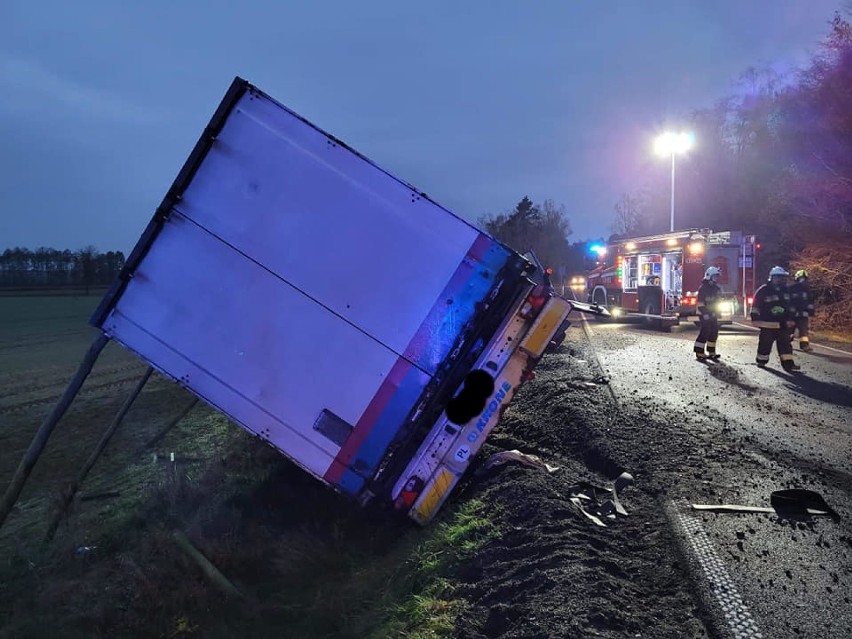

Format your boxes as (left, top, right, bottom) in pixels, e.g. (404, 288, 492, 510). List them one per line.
(3, 324, 713, 639)
(448, 333, 712, 639)
(3, 299, 848, 638)
(447, 320, 852, 639)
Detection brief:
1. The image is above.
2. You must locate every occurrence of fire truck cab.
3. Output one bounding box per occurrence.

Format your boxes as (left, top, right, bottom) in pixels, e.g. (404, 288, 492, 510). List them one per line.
(586, 229, 757, 326)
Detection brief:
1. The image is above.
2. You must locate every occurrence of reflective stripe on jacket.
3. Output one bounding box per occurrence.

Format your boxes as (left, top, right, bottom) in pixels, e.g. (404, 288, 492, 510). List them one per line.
(789, 281, 815, 318)
(697, 279, 721, 316)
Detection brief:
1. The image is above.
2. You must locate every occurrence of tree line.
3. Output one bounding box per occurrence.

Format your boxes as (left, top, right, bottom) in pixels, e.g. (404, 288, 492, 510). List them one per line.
(480, 14, 852, 330)
(0, 246, 125, 291)
(614, 14, 852, 251)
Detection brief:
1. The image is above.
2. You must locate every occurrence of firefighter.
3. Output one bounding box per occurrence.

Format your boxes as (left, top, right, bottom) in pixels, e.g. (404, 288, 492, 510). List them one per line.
(788, 269, 814, 352)
(750, 266, 800, 371)
(694, 266, 722, 361)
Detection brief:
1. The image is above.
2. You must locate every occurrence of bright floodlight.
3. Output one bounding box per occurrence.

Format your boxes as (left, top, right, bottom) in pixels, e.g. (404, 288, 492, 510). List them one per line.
(654, 131, 694, 157)
(654, 130, 695, 232)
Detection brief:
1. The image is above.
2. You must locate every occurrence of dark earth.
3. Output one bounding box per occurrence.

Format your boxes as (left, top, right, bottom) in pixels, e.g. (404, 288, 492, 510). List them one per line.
(452, 333, 711, 639)
(2, 313, 849, 639)
(448, 319, 851, 639)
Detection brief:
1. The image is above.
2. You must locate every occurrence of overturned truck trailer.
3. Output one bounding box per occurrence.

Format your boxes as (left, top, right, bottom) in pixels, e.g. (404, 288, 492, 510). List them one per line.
(92, 77, 601, 524)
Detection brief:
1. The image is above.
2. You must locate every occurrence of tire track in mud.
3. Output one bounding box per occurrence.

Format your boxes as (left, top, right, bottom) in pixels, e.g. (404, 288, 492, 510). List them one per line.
(0, 328, 89, 349)
(672, 504, 764, 639)
(577, 318, 764, 639)
(0, 362, 144, 399)
(0, 335, 89, 352)
(0, 370, 152, 416)
(581, 321, 852, 639)
(452, 323, 714, 639)
(0, 314, 93, 328)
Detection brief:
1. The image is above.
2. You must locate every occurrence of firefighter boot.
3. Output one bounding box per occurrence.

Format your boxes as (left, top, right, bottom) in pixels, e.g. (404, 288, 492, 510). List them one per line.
(706, 341, 720, 361)
(782, 361, 802, 372)
(800, 338, 813, 353)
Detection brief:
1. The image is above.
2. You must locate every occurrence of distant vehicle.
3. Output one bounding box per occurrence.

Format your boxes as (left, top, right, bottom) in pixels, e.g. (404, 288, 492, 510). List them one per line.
(92, 77, 605, 525)
(585, 229, 758, 327)
(565, 275, 587, 301)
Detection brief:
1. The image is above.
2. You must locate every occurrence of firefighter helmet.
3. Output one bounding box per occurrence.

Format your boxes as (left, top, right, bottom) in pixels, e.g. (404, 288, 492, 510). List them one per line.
(795, 269, 808, 280)
(704, 266, 721, 280)
(768, 266, 788, 278)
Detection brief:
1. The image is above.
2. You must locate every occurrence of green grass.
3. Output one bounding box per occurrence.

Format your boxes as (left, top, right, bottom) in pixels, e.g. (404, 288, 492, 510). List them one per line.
(0, 294, 128, 373)
(369, 500, 499, 639)
(0, 295, 498, 638)
(3, 455, 498, 638)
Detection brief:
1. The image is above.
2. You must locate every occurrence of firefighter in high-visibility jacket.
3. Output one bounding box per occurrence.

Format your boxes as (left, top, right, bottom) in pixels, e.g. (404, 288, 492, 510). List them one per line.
(788, 269, 814, 352)
(750, 266, 800, 371)
(694, 266, 722, 361)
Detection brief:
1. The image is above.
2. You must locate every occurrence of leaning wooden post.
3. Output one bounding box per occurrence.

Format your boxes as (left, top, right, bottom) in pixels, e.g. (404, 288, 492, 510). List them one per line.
(143, 397, 199, 449)
(173, 530, 245, 599)
(0, 333, 110, 530)
(44, 366, 154, 543)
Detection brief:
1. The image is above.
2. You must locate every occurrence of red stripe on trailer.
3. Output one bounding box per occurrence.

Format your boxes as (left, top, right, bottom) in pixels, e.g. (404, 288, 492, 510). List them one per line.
(323, 357, 412, 484)
(466, 234, 492, 261)
(325, 234, 494, 485)
(402, 233, 492, 366)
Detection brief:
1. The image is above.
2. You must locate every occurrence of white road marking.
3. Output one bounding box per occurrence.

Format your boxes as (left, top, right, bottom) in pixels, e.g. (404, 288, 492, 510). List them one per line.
(674, 507, 764, 639)
(731, 321, 852, 356)
(583, 314, 764, 637)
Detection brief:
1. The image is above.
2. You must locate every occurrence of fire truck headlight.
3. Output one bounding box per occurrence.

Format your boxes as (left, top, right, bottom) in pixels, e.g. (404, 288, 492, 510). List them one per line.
(716, 301, 733, 316)
(611, 308, 622, 318)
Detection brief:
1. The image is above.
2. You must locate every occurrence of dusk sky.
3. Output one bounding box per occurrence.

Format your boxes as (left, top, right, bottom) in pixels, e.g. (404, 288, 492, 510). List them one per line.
(1, 1, 844, 253)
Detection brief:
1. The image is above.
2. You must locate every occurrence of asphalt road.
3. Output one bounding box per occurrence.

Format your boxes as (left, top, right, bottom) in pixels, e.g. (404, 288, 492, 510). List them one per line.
(582, 316, 852, 639)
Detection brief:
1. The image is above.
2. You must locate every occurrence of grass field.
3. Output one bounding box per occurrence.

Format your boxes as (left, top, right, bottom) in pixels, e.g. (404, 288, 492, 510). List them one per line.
(0, 295, 492, 638)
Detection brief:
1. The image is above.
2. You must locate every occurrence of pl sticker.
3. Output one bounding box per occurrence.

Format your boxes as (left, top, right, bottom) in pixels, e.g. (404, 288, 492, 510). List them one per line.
(454, 445, 470, 462)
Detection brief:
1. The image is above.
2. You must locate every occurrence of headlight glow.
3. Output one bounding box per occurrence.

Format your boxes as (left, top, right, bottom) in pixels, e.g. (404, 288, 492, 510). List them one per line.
(716, 302, 733, 315)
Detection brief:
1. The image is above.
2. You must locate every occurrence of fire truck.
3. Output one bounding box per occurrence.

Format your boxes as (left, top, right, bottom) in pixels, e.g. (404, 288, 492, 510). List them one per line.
(585, 229, 758, 326)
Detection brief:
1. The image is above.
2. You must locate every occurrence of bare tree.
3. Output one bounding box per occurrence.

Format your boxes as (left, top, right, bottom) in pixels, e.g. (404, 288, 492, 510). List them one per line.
(611, 193, 643, 237)
(792, 233, 852, 330)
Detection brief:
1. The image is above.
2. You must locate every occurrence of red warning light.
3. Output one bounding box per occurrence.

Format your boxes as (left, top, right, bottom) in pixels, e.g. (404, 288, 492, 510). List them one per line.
(755, 243, 761, 249)
(545, 268, 553, 275)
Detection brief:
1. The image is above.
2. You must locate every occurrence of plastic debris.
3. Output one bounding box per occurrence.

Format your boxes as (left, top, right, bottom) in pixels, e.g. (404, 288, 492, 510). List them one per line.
(477, 449, 560, 475)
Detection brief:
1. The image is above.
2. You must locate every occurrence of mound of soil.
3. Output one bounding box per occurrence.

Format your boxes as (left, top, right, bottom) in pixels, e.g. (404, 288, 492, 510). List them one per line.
(451, 336, 711, 638)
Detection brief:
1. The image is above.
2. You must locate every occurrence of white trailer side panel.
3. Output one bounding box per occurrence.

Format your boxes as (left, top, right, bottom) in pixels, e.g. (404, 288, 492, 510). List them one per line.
(175, 91, 479, 359)
(91, 79, 511, 491)
(102, 213, 425, 479)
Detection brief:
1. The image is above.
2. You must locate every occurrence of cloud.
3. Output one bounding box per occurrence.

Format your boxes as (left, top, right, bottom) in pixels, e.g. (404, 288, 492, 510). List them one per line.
(0, 54, 160, 124)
